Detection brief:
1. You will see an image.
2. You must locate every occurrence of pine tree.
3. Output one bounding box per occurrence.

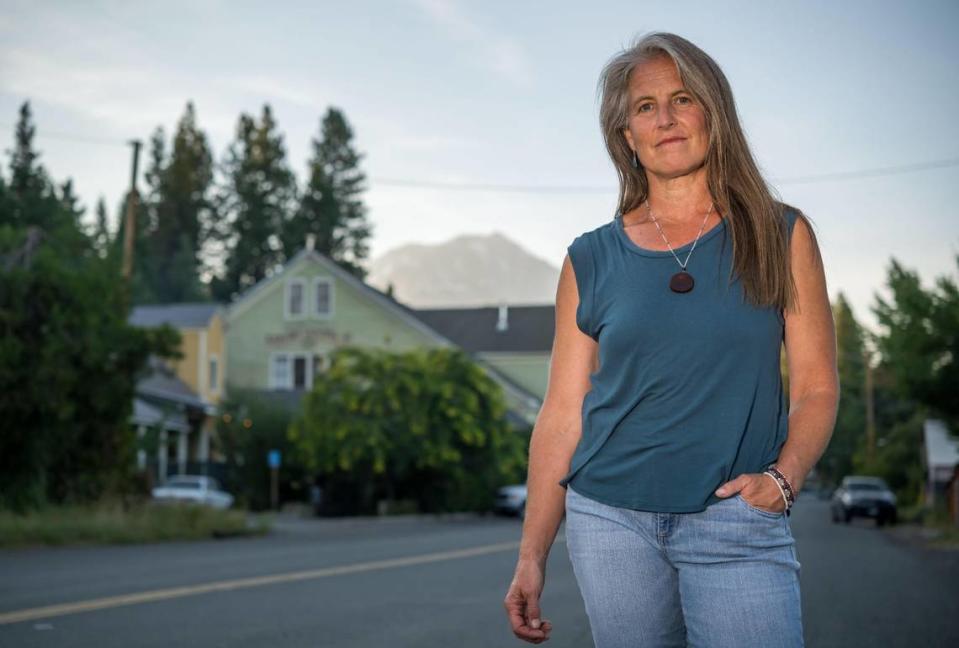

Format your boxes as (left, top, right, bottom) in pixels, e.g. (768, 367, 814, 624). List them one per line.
(4, 102, 64, 231)
(92, 196, 111, 258)
(0, 170, 11, 225)
(149, 103, 214, 301)
(212, 105, 297, 301)
(129, 103, 215, 303)
(285, 107, 371, 278)
(165, 233, 205, 302)
(9, 103, 47, 202)
(142, 126, 166, 236)
(820, 293, 868, 484)
(58, 179, 85, 224)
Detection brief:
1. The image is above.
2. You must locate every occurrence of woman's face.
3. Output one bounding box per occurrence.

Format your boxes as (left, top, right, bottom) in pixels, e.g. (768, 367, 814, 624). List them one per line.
(622, 55, 709, 182)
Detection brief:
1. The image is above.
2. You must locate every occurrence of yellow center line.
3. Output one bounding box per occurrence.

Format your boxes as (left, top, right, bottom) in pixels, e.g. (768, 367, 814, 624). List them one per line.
(0, 538, 553, 625)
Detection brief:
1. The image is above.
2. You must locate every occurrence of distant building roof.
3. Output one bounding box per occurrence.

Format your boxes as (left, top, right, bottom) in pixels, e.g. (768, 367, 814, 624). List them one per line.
(412, 304, 554, 353)
(130, 303, 221, 329)
(924, 419, 959, 483)
(137, 356, 210, 412)
(130, 397, 190, 432)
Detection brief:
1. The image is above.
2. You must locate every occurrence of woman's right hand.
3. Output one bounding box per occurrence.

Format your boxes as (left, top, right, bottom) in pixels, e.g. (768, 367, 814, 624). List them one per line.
(504, 558, 553, 643)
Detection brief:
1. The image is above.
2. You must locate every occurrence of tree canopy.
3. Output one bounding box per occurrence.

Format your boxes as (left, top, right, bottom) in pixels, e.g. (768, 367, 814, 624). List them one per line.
(289, 347, 528, 514)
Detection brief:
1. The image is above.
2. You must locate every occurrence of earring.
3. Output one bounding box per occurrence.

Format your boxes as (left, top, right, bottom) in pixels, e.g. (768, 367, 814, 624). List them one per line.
(630, 151, 639, 168)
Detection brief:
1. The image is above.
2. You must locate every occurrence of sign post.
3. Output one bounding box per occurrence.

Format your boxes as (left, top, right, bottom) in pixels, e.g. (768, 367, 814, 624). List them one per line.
(268, 449, 281, 511)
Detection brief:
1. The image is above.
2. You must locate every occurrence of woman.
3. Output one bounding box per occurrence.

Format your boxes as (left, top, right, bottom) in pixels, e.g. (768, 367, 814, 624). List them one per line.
(503, 32, 838, 647)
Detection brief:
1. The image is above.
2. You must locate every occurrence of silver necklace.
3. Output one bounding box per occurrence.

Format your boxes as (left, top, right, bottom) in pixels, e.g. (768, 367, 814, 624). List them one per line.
(644, 199, 714, 294)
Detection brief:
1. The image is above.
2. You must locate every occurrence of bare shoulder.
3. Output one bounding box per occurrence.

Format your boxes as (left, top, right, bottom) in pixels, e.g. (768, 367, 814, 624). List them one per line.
(789, 210, 823, 268)
(543, 253, 596, 411)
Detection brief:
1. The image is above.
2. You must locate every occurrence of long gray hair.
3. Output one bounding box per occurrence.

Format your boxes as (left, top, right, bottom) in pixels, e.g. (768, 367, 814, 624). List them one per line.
(599, 32, 810, 311)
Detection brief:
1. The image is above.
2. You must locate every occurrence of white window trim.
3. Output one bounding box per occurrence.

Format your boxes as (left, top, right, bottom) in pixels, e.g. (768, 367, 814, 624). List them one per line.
(268, 352, 319, 390)
(313, 277, 335, 320)
(268, 352, 292, 390)
(208, 354, 219, 394)
(284, 278, 307, 320)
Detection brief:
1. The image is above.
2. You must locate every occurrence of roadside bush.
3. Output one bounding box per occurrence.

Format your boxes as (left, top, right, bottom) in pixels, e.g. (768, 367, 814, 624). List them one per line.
(0, 499, 268, 547)
(216, 388, 311, 511)
(290, 347, 528, 515)
(0, 225, 179, 511)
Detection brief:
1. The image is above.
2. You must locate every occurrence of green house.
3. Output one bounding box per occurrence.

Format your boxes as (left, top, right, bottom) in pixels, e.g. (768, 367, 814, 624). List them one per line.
(224, 242, 544, 425)
(413, 304, 553, 399)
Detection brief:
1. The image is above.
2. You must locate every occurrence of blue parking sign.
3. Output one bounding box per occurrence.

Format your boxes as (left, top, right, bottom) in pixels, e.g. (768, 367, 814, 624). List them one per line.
(268, 449, 281, 469)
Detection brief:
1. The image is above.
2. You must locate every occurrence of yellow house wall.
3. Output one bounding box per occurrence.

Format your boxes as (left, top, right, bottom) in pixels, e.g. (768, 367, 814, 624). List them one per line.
(204, 314, 225, 405)
(167, 313, 225, 406)
(173, 329, 200, 394)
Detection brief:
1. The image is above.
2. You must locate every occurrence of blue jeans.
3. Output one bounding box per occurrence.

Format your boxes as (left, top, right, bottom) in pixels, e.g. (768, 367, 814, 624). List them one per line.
(564, 484, 803, 648)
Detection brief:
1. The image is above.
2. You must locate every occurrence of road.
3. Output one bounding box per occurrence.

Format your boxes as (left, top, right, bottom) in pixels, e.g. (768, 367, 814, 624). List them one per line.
(0, 498, 957, 647)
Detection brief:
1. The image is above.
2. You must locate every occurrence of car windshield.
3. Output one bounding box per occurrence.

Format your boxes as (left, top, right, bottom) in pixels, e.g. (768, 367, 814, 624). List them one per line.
(847, 483, 884, 491)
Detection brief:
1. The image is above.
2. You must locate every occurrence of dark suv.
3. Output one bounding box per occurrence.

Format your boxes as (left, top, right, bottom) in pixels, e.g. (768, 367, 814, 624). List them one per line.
(831, 476, 898, 526)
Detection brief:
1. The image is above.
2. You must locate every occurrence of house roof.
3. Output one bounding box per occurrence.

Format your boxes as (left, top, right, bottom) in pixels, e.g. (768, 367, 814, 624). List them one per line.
(227, 248, 452, 348)
(137, 356, 210, 412)
(411, 304, 554, 353)
(130, 303, 221, 329)
(924, 419, 959, 470)
(130, 397, 191, 432)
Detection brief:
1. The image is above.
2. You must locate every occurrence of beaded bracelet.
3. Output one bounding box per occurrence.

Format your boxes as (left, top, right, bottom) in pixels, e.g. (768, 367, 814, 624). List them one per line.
(763, 464, 796, 516)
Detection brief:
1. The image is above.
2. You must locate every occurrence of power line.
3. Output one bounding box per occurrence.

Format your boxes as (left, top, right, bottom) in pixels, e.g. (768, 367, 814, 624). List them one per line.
(772, 157, 959, 185)
(371, 178, 610, 194)
(3, 123, 957, 190)
(375, 157, 959, 193)
(0, 125, 130, 147)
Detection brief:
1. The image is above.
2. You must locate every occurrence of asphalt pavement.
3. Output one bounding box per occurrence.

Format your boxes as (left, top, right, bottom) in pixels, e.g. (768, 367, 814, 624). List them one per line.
(0, 499, 956, 647)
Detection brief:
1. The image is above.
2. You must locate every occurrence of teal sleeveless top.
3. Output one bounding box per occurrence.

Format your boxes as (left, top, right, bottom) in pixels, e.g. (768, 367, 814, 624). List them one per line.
(558, 207, 799, 513)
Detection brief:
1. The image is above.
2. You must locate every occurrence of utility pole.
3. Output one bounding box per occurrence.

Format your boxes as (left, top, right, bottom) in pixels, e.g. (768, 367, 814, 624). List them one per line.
(122, 139, 143, 283)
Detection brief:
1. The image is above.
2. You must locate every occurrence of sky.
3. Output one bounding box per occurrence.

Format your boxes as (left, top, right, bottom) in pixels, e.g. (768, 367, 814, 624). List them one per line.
(1, 0, 957, 331)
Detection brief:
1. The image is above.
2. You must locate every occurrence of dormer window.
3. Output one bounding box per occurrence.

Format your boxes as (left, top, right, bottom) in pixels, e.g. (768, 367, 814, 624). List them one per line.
(314, 277, 334, 318)
(285, 278, 306, 319)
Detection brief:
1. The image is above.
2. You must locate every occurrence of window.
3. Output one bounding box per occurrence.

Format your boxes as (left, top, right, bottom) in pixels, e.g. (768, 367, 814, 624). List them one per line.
(285, 279, 306, 319)
(293, 356, 308, 389)
(314, 277, 334, 318)
(208, 355, 219, 392)
(270, 353, 326, 390)
(271, 355, 291, 389)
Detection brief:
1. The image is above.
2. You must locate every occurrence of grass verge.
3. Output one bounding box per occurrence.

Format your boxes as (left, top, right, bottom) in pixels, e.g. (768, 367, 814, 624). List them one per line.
(924, 506, 959, 550)
(0, 500, 271, 548)
(893, 502, 959, 550)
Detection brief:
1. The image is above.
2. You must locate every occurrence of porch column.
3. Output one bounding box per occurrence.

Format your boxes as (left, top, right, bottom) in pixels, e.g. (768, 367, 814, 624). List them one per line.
(199, 424, 211, 476)
(158, 429, 168, 483)
(177, 429, 188, 475)
(136, 425, 147, 471)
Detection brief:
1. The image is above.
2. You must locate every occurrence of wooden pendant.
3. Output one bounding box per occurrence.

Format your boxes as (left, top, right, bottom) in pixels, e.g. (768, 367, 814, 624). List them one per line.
(670, 271, 694, 293)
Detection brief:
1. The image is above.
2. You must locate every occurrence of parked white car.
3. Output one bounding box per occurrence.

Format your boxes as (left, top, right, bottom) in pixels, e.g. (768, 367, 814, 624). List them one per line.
(151, 475, 234, 510)
(494, 484, 528, 519)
